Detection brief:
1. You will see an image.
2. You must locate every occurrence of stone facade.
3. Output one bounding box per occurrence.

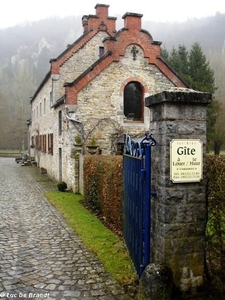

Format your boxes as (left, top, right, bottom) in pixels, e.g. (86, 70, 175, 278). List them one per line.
(28, 4, 188, 191)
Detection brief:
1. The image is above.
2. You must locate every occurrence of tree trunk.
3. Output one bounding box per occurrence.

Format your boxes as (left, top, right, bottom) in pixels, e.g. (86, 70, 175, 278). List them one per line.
(214, 140, 221, 155)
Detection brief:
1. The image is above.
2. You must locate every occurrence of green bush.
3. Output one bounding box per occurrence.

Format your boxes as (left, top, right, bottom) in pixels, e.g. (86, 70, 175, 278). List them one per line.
(57, 181, 67, 192)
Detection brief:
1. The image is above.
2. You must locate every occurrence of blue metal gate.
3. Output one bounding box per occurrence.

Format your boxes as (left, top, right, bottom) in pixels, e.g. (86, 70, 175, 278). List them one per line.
(123, 133, 156, 278)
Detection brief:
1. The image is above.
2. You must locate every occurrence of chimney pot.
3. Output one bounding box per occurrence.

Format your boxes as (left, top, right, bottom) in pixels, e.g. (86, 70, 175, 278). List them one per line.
(82, 15, 88, 32)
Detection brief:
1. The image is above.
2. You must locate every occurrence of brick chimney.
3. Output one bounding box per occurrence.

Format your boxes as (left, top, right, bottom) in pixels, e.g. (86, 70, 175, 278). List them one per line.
(82, 15, 88, 33)
(123, 13, 143, 30)
(81, 4, 116, 35)
(95, 4, 109, 17)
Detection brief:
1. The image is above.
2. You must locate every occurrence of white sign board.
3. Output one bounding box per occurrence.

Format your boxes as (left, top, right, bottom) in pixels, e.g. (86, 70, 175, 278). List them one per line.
(170, 139, 203, 183)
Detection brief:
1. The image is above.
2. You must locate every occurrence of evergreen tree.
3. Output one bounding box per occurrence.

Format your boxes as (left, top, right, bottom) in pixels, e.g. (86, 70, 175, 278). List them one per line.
(161, 43, 224, 153)
(188, 43, 216, 93)
(169, 45, 189, 82)
(161, 47, 169, 61)
(169, 47, 181, 72)
(162, 42, 216, 94)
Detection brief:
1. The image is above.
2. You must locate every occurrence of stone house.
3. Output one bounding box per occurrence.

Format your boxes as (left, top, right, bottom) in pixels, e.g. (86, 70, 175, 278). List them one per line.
(28, 4, 188, 191)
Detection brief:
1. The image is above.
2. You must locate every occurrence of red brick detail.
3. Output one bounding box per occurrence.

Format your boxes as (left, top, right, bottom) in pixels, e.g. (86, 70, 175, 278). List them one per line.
(65, 10, 188, 105)
(120, 78, 149, 93)
(51, 63, 60, 75)
(103, 28, 187, 87)
(87, 17, 116, 35)
(120, 83, 126, 93)
(143, 85, 149, 93)
(50, 30, 97, 75)
(95, 4, 109, 18)
(104, 29, 161, 62)
(82, 16, 88, 32)
(123, 13, 142, 31)
(65, 88, 78, 105)
(66, 54, 113, 105)
(50, 5, 116, 75)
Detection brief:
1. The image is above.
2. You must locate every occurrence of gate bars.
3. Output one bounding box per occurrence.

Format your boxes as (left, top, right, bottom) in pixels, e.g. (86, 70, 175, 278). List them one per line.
(123, 133, 156, 278)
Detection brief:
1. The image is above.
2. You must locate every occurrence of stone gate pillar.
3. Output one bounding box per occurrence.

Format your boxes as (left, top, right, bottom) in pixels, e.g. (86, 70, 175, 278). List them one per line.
(145, 88, 212, 293)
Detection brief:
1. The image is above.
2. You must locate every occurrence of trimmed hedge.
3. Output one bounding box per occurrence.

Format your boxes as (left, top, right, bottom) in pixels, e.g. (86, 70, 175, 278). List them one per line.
(84, 155, 123, 234)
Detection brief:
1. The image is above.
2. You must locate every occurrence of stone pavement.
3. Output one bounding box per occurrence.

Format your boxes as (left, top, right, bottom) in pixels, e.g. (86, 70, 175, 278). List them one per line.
(0, 158, 132, 300)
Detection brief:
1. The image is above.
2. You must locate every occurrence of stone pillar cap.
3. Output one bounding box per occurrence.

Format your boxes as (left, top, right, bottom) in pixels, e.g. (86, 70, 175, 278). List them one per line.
(145, 87, 212, 107)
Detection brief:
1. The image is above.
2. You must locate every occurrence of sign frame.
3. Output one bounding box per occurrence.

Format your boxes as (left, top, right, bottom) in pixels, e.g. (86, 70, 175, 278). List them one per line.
(170, 139, 203, 183)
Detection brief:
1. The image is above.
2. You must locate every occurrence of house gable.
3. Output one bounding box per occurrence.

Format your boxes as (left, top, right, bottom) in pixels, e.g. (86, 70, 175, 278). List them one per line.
(64, 12, 188, 105)
(50, 4, 116, 75)
(28, 3, 194, 191)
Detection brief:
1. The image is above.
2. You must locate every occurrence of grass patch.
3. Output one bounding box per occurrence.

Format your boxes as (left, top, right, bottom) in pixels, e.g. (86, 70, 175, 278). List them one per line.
(45, 191, 136, 286)
(0, 149, 26, 154)
(37, 177, 53, 182)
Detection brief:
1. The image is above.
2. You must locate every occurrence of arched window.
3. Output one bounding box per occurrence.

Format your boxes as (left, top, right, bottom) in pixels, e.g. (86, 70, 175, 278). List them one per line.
(124, 81, 143, 122)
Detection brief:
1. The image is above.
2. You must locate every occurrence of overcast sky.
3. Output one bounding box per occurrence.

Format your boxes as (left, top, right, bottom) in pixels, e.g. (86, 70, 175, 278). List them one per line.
(1, 0, 225, 29)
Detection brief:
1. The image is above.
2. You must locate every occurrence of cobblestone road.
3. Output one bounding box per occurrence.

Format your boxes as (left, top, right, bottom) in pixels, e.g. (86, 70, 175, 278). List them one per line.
(0, 158, 131, 300)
